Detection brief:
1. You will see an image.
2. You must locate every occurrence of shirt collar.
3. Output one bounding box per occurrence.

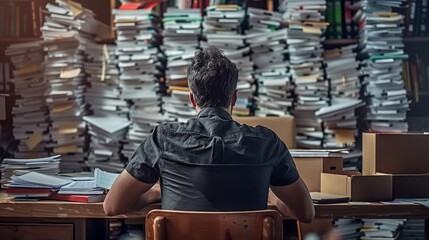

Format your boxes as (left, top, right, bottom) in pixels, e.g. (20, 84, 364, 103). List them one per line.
(197, 107, 233, 120)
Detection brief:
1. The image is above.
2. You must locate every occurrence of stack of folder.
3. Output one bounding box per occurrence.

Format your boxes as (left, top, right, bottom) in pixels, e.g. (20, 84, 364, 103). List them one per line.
(84, 43, 128, 119)
(41, 0, 101, 172)
(0, 155, 60, 187)
(161, 8, 201, 122)
(357, 0, 410, 132)
(202, 5, 252, 116)
(283, 0, 329, 148)
(5, 41, 50, 159)
(247, 8, 291, 117)
(332, 219, 363, 240)
(113, 8, 164, 160)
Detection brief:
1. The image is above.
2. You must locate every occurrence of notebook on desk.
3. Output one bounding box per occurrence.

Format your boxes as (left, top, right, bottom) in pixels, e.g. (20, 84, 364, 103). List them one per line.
(310, 192, 350, 204)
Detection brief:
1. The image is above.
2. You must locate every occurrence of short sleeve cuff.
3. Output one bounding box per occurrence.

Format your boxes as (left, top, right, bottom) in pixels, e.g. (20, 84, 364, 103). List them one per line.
(126, 161, 159, 184)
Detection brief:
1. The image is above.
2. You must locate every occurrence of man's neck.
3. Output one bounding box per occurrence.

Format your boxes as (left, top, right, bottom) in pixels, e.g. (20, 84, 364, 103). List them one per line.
(196, 106, 231, 115)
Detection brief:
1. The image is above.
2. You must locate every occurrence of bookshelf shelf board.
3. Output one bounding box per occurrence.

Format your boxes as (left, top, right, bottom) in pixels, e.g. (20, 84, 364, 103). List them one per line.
(324, 39, 358, 45)
(404, 37, 429, 43)
(0, 37, 41, 43)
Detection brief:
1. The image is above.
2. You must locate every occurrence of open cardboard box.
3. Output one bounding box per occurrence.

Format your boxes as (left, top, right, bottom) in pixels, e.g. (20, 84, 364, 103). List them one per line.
(294, 157, 343, 192)
(234, 116, 296, 148)
(363, 132, 429, 175)
(321, 172, 392, 202)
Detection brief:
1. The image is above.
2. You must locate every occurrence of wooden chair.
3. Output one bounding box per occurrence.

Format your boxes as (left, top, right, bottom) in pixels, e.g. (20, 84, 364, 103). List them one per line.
(145, 209, 283, 240)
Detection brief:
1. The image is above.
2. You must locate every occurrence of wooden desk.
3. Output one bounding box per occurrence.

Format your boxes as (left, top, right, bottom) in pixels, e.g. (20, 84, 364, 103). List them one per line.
(1, 194, 429, 239)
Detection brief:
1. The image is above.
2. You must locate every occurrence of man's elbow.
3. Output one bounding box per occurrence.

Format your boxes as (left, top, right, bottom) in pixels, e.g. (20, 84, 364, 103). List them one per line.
(297, 205, 315, 223)
(103, 200, 122, 216)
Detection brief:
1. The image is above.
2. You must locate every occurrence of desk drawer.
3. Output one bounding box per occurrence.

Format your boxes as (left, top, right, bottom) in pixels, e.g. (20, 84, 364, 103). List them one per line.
(0, 223, 73, 240)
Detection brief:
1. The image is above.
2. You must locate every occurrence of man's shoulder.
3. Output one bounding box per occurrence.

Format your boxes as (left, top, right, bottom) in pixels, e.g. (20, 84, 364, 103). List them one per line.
(234, 121, 277, 139)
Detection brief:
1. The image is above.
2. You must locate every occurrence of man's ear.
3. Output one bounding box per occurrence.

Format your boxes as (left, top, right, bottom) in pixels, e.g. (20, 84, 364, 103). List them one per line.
(230, 90, 238, 108)
(189, 91, 197, 108)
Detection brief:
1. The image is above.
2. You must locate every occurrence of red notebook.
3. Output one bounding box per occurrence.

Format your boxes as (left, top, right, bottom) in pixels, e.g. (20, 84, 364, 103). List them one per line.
(50, 193, 106, 203)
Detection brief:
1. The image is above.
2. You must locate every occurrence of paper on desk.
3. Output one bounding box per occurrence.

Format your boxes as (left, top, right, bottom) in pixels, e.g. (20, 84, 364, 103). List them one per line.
(95, 168, 119, 190)
(394, 198, 429, 208)
(11, 172, 71, 188)
(349, 202, 372, 205)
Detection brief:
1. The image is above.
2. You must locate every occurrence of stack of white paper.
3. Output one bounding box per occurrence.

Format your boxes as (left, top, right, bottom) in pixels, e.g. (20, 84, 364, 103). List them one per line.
(83, 115, 131, 172)
(399, 219, 425, 239)
(161, 8, 201, 122)
(5, 41, 50, 158)
(41, 0, 102, 172)
(0, 155, 61, 186)
(113, 8, 164, 160)
(360, 219, 405, 240)
(7, 171, 70, 189)
(202, 5, 252, 116)
(283, 0, 329, 148)
(85, 43, 128, 119)
(332, 219, 363, 240)
(247, 7, 283, 34)
(357, 0, 410, 133)
(58, 179, 104, 195)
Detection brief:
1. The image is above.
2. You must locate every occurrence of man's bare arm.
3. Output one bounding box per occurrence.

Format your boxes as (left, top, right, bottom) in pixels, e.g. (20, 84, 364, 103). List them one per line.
(103, 170, 160, 216)
(270, 177, 315, 223)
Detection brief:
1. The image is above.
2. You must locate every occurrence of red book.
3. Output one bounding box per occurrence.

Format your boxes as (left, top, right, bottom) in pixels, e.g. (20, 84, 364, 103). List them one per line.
(50, 193, 106, 203)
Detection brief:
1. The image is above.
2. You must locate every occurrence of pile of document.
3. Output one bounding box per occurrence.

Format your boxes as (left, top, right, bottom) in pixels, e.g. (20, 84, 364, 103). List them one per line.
(357, 0, 409, 132)
(85, 43, 128, 119)
(283, 0, 329, 148)
(202, 5, 252, 115)
(400, 219, 425, 239)
(83, 115, 131, 172)
(360, 219, 405, 240)
(41, 0, 102, 172)
(113, 8, 164, 160)
(163, 8, 201, 88)
(5, 41, 50, 158)
(247, 9, 291, 116)
(332, 219, 363, 240)
(316, 99, 364, 148)
(161, 8, 200, 122)
(0, 155, 60, 187)
(163, 88, 196, 123)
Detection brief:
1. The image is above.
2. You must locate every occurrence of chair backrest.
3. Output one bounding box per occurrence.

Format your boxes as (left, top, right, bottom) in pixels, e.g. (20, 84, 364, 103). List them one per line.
(159, 161, 272, 211)
(234, 116, 296, 148)
(145, 209, 284, 240)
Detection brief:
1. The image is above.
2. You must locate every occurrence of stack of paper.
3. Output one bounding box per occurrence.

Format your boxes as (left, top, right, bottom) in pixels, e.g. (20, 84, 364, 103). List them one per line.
(162, 88, 196, 123)
(246, 10, 291, 116)
(202, 5, 252, 115)
(113, 8, 164, 160)
(399, 219, 425, 239)
(6, 171, 70, 190)
(41, 0, 101, 173)
(5, 41, 50, 158)
(324, 45, 361, 99)
(316, 98, 364, 148)
(332, 219, 363, 240)
(85, 43, 128, 119)
(357, 0, 410, 132)
(83, 115, 131, 172)
(0, 155, 61, 187)
(247, 7, 283, 34)
(58, 179, 104, 195)
(283, 0, 329, 148)
(163, 8, 202, 88)
(360, 219, 405, 240)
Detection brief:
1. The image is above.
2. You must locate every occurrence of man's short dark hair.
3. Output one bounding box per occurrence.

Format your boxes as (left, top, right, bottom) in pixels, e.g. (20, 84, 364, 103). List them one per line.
(187, 46, 239, 108)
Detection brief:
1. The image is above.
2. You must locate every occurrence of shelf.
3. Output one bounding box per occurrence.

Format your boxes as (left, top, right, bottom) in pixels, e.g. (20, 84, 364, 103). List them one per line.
(0, 37, 41, 43)
(324, 39, 358, 45)
(403, 37, 429, 43)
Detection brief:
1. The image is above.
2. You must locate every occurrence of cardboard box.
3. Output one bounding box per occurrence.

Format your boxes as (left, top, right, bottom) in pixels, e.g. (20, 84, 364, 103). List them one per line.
(234, 116, 296, 148)
(363, 132, 429, 175)
(294, 157, 343, 192)
(385, 173, 429, 198)
(321, 173, 392, 202)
